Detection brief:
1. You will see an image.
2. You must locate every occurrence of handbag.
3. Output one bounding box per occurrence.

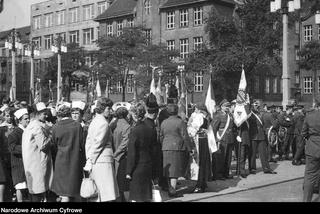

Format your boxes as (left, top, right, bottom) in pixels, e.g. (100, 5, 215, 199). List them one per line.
(151, 180, 162, 202)
(80, 171, 98, 199)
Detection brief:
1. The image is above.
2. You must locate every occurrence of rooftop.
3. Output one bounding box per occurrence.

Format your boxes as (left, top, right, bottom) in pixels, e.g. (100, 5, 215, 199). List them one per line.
(160, 0, 235, 9)
(94, 0, 137, 21)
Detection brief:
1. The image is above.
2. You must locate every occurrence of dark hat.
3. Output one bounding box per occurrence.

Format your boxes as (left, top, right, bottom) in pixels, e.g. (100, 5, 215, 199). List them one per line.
(231, 99, 237, 105)
(145, 93, 159, 114)
(219, 99, 230, 107)
(252, 99, 260, 106)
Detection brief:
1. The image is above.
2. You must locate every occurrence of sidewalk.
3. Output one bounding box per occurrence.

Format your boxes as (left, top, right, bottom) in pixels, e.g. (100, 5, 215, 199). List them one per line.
(162, 160, 305, 202)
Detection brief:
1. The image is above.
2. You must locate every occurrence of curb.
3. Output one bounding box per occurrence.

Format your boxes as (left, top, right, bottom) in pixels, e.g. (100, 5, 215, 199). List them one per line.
(181, 176, 304, 202)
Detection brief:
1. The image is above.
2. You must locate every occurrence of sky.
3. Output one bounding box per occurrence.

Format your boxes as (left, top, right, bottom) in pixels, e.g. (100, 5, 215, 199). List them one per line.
(0, 0, 45, 31)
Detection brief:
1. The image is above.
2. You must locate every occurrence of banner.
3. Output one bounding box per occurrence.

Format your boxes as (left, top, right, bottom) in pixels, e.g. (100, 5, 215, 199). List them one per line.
(233, 67, 251, 127)
(205, 72, 216, 118)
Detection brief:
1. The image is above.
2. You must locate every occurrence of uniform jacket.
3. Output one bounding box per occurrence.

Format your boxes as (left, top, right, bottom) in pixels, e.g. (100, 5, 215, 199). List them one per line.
(302, 109, 320, 158)
(261, 111, 278, 131)
(212, 111, 235, 144)
(293, 112, 305, 136)
(22, 120, 53, 194)
(248, 111, 266, 141)
(113, 118, 131, 162)
(160, 115, 193, 151)
(237, 121, 250, 145)
(85, 114, 114, 164)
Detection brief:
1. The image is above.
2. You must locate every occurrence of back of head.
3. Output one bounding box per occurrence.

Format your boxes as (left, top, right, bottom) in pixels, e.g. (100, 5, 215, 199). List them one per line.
(95, 97, 113, 114)
(130, 102, 146, 121)
(116, 107, 129, 119)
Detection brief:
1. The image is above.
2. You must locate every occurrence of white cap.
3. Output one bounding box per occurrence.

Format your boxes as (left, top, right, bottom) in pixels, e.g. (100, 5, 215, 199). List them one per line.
(14, 108, 28, 120)
(112, 102, 131, 111)
(36, 102, 47, 112)
(56, 102, 71, 112)
(72, 101, 86, 111)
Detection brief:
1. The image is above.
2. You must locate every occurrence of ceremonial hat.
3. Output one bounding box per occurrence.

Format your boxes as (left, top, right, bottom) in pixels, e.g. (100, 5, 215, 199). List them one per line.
(56, 102, 71, 111)
(14, 108, 28, 120)
(71, 101, 86, 111)
(36, 102, 47, 112)
(219, 99, 230, 107)
(112, 102, 131, 111)
(145, 93, 159, 114)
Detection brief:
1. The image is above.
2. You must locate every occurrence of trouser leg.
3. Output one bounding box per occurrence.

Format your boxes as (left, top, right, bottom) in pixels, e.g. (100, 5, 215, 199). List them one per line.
(250, 141, 257, 171)
(223, 143, 234, 177)
(303, 155, 320, 202)
(239, 144, 247, 174)
(294, 136, 305, 161)
(257, 140, 270, 171)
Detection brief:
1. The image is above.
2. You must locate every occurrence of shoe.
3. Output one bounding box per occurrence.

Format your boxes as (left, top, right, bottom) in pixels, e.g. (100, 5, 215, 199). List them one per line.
(292, 160, 302, 166)
(224, 175, 234, 179)
(264, 170, 277, 174)
(192, 187, 204, 193)
(249, 170, 256, 174)
(240, 174, 247, 178)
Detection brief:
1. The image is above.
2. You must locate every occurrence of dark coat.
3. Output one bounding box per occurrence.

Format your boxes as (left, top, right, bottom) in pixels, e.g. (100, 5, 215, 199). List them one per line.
(248, 111, 266, 141)
(8, 127, 26, 186)
(126, 121, 155, 202)
(237, 121, 250, 146)
(0, 125, 14, 183)
(160, 115, 193, 151)
(113, 119, 131, 162)
(278, 112, 294, 135)
(212, 112, 235, 145)
(302, 110, 320, 158)
(293, 112, 305, 136)
(51, 119, 85, 197)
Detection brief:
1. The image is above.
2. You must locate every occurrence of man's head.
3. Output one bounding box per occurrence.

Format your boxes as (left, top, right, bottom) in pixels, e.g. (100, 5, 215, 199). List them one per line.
(286, 104, 293, 114)
(252, 100, 260, 112)
(95, 97, 114, 119)
(14, 108, 30, 128)
(220, 99, 230, 113)
(35, 102, 48, 122)
(71, 101, 86, 122)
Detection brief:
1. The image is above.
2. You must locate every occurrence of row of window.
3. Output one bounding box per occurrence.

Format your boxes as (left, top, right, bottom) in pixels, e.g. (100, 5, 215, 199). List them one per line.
(106, 18, 134, 36)
(303, 76, 320, 94)
(33, 1, 109, 30)
(303, 24, 320, 42)
(167, 37, 203, 59)
(166, 7, 203, 30)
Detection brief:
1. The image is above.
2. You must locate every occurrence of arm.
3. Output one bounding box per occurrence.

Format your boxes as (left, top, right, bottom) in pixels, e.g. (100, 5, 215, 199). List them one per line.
(8, 131, 22, 154)
(33, 125, 52, 153)
(180, 121, 194, 151)
(114, 125, 131, 162)
(301, 117, 309, 140)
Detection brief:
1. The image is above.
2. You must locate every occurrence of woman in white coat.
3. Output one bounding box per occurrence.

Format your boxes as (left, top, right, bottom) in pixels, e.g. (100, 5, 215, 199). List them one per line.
(22, 102, 53, 202)
(84, 97, 119, 202)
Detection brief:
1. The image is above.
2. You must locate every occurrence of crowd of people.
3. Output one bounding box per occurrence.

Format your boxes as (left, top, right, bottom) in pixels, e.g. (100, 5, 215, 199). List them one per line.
(0, 92, 315, 202)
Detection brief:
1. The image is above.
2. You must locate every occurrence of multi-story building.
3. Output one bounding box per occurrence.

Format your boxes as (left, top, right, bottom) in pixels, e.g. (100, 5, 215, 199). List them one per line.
(0, 26, 31, 102)
(30, 0, 112, 101)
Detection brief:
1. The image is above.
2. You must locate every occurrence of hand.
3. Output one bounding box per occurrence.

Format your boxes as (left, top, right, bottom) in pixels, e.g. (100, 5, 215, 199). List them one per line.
(236, 136, 242, 143)
(126, 175, 132, 180)
(83, 160, 92, 172)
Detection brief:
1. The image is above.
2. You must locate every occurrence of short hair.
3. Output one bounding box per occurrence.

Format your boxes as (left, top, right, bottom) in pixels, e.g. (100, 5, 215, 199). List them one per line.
(56, 105, 71, 118)
(95, 97, 113, 114)
(130, 102, 146, 121)
(116, 107, 129, 119)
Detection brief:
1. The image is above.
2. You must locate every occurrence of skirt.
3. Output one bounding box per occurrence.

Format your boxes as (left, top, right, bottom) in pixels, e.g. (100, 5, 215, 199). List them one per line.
(197, 137, 212, 185)
(163, 150, 188, 178)
(116, 156, 129, 192)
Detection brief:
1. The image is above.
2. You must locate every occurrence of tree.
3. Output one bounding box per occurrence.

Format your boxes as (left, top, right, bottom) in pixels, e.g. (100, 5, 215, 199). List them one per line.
(96, 26, 178, 101)
(204, 0, 283, 100)
(41, 43, 88, 102)
(299, 40, 320, 105)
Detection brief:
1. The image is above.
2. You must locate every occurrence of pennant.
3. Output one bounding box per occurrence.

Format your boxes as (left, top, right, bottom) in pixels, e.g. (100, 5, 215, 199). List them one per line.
(9, 86, 13, 102)
(233, 67, 251, 127)
(205, 74, 216, 118)
(175, 76, 180, 97)
(96, 79, 101, 97)
(207, 123, 218, 154)
(155, 76, 163, 104)
(150, 78, 156, 95)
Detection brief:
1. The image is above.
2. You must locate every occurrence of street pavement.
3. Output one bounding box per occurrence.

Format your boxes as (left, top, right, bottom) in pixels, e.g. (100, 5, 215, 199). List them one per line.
(161, 159, 307, 202)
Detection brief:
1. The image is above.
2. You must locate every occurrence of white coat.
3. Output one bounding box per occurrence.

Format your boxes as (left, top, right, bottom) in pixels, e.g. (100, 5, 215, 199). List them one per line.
(22, 120, 53, 194)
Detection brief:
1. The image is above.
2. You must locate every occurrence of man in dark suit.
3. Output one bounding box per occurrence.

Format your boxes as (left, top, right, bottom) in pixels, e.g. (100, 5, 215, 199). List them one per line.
(248, 100, 276, 174)
(292, 105, 306, 166)
(262, 105, 278, 163)
(302, 100, 320, 202)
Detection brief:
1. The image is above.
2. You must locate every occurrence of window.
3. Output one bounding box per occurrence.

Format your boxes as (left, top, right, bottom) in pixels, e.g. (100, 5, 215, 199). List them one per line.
(33, 16, 41, 30)
(97, 1, 107, 15)
(97, 27, 100, 38)
(144, 0, 151, 15)
(180, 9, 188, 27)
(194, 7, 203, 26)
(69, 30, 79, 44)
(295, 71, 300, 85)
(304, 25, 313, 42)
(167, 11, 175, 29)
(127, 18, 134, 27)
(273, 77, 278, 94)
(180, 38, 189, 59)
(167, 40, 175, 50)
(254, 76, 260, 93)
(117, 20, 124, 36)
(295, 46, 300, 60)
(83, 28, 94, 45)
(57, 10, 65, 25)
(107, 23, 113, 36)
(265, 77, 270, 94)
(44, 35, 52, 50)
(44, 13, 53, 28)
(117, 81, 122, 93)
(69, 7, 79, 23)
(145, 29, 152, 44)
(83, 4, 94, 20)
(56, 32, 66, 43)
(194, 71, 203, 92)
(32, 37, 41, 49)
(127, 74, 133, 93)
(193, 37, 203, 51)
(304, 76, 313, 94)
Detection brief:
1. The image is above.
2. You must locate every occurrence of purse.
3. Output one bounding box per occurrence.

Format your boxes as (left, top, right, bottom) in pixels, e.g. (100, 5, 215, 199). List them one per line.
(151, 180, 162, 202)
(80, 171, 98, 199)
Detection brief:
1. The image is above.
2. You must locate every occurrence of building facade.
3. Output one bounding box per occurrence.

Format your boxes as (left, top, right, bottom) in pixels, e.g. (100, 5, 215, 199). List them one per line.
(30, 0, 112, 101)
(0, 26, 31, 102)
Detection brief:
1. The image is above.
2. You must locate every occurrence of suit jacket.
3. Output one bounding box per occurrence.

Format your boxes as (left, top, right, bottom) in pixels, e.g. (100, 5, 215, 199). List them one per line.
(248, 111, 266, 141)
(160, 115, 193, 151)
(113, 118, 131, 162)
(293, 112, 305, 136)
(85, 114, 113, 164)
(301, 109, 320, 158)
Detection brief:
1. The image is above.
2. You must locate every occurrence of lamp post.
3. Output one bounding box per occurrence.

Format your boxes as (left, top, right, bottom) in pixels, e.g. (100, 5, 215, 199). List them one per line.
(270, 0, 301, 109)
(4, 28, 23, 101)
(51, 35, 67, 102)
(25, 41, 40, 102)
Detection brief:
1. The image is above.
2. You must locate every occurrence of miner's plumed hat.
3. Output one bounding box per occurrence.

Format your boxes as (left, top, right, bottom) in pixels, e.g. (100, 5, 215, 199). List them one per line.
(145, 93, 159, 114)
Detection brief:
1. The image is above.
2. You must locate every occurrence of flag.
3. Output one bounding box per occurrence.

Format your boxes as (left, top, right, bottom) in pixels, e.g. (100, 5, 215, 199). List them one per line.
(175, 76, 180, 97)
(205, 75, 216, 119)
(34, 79, 40, 104)
(96, 79, 101, 97)
(178, 72, 187, 119)
(207, 123, 218, 154)
(9, 86, 13, 102)
(155, 76, 163, 104)
(233, 67, 251, 127)
(150, 77, 156, 95)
